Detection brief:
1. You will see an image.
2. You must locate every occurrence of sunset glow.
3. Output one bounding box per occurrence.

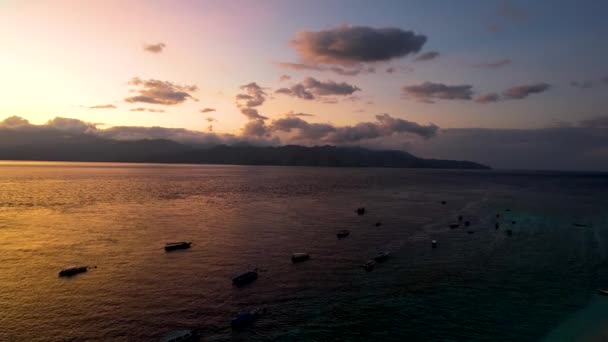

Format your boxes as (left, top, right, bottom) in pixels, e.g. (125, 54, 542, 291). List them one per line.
(2, 0, 608, 170)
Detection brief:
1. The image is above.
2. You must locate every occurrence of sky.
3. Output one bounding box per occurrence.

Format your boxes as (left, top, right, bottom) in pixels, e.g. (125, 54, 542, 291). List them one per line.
(1, 0, 608, 170)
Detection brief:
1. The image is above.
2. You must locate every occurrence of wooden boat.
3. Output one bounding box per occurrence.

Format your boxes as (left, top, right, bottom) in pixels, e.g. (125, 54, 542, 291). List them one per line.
(233, 269, 258, 287)
(336, 230, 350, 238)
(374, 252, 390, 263)
(291, 253, 310, 263)
(58, 266, 89, 277)
(164, 241, 192, 252)
(362, 260, 376, 272)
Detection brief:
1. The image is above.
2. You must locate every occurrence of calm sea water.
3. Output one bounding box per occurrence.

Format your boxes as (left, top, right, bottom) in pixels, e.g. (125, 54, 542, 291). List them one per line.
(1, 162, 608, 341)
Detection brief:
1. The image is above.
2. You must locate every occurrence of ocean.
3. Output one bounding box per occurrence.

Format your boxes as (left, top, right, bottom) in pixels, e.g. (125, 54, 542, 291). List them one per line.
(1, 162, 607, 341)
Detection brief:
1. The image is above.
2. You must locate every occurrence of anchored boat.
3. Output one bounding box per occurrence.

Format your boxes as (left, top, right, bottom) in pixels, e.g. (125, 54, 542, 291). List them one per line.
(233, 269, 258, 287)
(164, 242, 192, 252)
(291, 253, 310, 263)
(362, 260, 376, 272)
(58, 265, 89, 277)
(374, 252, 390, 263)
(337, 230, 350, 238)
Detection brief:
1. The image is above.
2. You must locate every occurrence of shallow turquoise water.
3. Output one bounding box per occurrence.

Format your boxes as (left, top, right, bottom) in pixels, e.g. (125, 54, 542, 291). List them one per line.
(0, 162, 607, 341)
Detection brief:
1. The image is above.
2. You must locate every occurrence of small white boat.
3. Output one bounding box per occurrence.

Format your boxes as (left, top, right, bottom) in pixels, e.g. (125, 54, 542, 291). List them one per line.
(160, 329, 199, 342)
(599, 289, 608, 296)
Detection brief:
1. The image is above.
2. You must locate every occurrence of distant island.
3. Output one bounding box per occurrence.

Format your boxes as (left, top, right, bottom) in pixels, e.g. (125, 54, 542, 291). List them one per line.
(0, 129, 489, 169)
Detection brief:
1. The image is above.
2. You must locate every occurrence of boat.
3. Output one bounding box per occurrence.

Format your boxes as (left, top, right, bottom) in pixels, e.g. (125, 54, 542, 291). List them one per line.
(160, 329, 199, 342)
(58, 265, 89, 277)
(599, 289, 608, 296)
(458, 215, 463, 221)
(291, 253, 310, 263)
(164, 241, 192, 252)
(362, 260, 375, 272)
(356, 207, 366, 216)
(449, 224, 459, 229)
(467, 230, 475, 234)
(231, 307, 267, 329)
(506, 229, 513, 236)
(375, 222, 382, 227)
(432, 240, 437, 248)
(337, 230, 350, 238)
(573, 223, 589, 227)
(464, 221, 470, 227)
(232, 269, 258, 287)
(374, 252, 390, 263)
(495, 223, 500, 229)
(440, 201, 446, 205)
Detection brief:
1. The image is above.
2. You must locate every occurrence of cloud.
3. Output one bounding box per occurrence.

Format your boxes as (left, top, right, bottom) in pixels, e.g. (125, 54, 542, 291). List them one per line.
(279, 74, 291, 81)
(276, 84, 314, 100)
(485, 1, 528, 33)
(270, 113, 438, 143)
(410, 125, 608, 171)
(236, 82, 266, 107)
(46, 117, 99, 134)
(386, 66, 414, 74)
(241, 108, 268, 120)
(0, 116, 33, 129)
(143, 43, 166, 53)
(414, 51, 440, 62)
(402, 82, 473, 103)
(475, 93, 501, 104)
(284, 111, 315, 117)
(129, 107, 166, 112)
(275, 77, 360, 100)
(125, 77, 198, 105)
(503, 82, 550, 99)
(579, 115, 608, 128)
(473, 58, 511, 68)
(200, 108, 216, 113)
(289, 25, 426, 66)
(570, 81, 594, 89)
(0, 115, 280, 147)
(242, 119, 270, 137)
(497, 0, 527, 22)
(275, 62, 371, 76)
(88, 104, 116, 109)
